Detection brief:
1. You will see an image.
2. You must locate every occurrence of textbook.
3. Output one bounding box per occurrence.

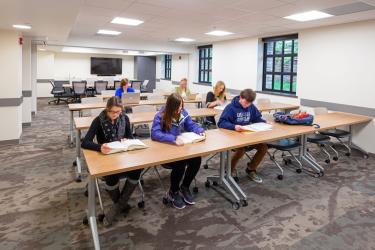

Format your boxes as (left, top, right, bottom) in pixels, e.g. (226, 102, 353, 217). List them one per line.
(240, 122, 272, 132)
(105, 139, 148, 154)
(177, 132, 206, 144)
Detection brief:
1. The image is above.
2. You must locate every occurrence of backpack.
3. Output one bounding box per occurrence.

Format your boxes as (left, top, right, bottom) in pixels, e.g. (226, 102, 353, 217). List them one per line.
(273, 112, 320, 128)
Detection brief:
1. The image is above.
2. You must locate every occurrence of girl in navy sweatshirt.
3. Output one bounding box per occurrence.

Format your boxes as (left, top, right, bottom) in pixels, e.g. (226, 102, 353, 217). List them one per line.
(218, 89, 268, 184)
(81, 97, 141, 226)
(151, 93, 205, 209)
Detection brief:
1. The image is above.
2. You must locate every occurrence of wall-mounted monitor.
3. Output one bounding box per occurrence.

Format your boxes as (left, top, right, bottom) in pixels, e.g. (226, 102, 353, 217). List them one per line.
(90, 57, 122, 75)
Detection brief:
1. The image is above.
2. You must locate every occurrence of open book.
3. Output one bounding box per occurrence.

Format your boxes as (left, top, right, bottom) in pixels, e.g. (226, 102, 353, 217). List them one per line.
(105, 139, 148, 154)
(240, 122, 273, 132)
(177, 132, 206, 144)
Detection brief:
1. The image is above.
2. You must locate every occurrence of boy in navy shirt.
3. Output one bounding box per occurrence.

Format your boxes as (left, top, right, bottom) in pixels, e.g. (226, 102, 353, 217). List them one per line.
(218, 89, 268, 183)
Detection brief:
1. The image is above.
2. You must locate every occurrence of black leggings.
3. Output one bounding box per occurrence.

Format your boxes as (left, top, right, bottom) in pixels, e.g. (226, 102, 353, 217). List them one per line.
(163, 157, 201, 192)
(104, 169, 142, 187)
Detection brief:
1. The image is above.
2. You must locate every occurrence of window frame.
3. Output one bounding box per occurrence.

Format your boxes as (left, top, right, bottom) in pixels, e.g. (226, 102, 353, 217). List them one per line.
(164, 54, 172, 80)
(262, 34, 298, 95)
(198, 45, 212, 84)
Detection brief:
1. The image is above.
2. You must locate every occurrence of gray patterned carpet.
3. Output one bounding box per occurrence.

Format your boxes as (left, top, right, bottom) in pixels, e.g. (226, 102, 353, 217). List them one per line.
(0, 99, 374, 250)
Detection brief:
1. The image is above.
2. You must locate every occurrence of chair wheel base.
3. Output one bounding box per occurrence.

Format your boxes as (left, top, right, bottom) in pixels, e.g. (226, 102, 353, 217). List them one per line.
(138, 201, 145, 209)
(325, 159, 330, 164)
(345, 152, 351, 157)
(72, 161, 77, 166)
(363, 154, 369, 159)
(213, 181, 218, 186)
(83, 216, 88, 225)
(205, 181, 210, 188)
(241, 200, 248, 207)
(232, 202, 240, 210)
(296, 168, 302, 174)
(277, 175, 283, 180)
(162, 197, 169, 205)
(98, 213, 105, 222)
(75, 176, 82, 183)
(203, 164, 209, 169)
(333, 156, 338, 161)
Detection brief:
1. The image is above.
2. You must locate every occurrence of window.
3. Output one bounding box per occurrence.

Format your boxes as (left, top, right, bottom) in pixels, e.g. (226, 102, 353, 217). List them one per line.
(262, 34, 298, 95)
(164, 55, 172, 80)
(198, 45, 212, 84)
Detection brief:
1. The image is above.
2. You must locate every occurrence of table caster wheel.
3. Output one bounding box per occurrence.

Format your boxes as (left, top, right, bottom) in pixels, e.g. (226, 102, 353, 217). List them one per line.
(241, 200, 248, 207)
(319, 172, 324, 177)
(232, 202, 240, 210)
(363, 154, 369, 159)
(205, 181, 211, 188)
(296, 168, 302, 174)
(75, 176, 82, 183)
(193, 187, 198, 193)
(345, 152, 351, 157)
(83, 216, 88, 226)
(162, 197, 169, 205)
(333, 156, 338, 161)
(98, 213, 105, 222)
(138, 201, 145, 209)
(277, 175, 283, 180)
(72, 160, 77, 167)
(203, 164, 208, 169)
(283, 159, 288, 165)
(314, 173, 320, 178)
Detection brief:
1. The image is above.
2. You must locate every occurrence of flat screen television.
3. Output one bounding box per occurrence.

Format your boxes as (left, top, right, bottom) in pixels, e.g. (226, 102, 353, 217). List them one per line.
(90, 57, 122, 75)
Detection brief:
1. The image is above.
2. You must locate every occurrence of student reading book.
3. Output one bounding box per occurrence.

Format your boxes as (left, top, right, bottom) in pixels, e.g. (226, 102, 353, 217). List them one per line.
(206, 80, 227, 125)
(218, 89, 268, 184)
(177, 132, 206, 144)
(104, 139, 148, 154)
(151, 93, 205, 209)
(81, 97, 142, 226)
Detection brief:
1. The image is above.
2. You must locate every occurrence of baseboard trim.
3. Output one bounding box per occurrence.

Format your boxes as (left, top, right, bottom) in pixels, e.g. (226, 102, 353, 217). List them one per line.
(0, 139, 20, 145)
(22, 122, 31, 127)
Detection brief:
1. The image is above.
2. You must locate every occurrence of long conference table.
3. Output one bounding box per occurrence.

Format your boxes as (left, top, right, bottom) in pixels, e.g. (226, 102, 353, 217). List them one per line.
(83, 111, 372, 249)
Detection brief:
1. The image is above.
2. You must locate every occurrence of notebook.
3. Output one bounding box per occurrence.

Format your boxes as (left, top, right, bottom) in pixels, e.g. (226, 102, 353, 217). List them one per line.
(240, 122, 273, 132)
(177, 132, 205, 144)
(104, 139, 148, 154)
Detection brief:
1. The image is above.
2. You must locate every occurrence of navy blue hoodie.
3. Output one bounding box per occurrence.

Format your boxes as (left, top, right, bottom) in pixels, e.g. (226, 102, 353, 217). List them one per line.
(218, 96, 265, 130)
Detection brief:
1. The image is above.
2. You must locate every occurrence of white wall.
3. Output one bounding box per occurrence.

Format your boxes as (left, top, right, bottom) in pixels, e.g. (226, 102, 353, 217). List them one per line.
(36, 51, 135, 97)
(22, 37, 32, 124)
(0, 30, 23, 142)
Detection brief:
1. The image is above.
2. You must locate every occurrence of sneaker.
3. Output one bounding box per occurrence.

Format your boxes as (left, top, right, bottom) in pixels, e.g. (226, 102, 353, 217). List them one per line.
(245, 169, 263, 183)
(167, 190, 186, 209)
(180, 186, 195, 205)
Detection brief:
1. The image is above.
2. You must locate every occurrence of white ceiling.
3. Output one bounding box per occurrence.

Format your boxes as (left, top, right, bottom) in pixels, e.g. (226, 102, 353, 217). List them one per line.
(1, 0, 375, 52)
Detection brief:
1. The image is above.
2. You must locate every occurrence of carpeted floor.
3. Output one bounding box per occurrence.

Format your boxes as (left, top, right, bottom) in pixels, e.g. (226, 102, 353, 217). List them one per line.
(0, 99, 374, 250)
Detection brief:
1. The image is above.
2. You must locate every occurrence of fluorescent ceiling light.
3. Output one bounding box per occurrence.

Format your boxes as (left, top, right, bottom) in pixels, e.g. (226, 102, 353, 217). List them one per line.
(205, 30, 233, 36)
(38, 48, 46, 51)
(284, 10, 333, 22)
(175, 37, 195, 42)
(13, 24, 31, 29)
(62, 47, 93, 53)
(111, 17, 144, 26)
(97, 29, 121, 35)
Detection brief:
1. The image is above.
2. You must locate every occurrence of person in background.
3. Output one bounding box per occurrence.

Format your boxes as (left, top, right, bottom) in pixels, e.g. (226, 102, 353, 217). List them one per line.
(218, 89, 268, 184)
(151, 93, 205, 209)
(174, 78, 191, 98)
(205, 80, 227, 125)
(81, 97, 141, 226)
(115, 78, 135, 97)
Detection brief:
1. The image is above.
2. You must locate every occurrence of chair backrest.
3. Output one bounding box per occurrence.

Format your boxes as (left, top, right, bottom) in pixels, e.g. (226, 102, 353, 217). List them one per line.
(201, 92, 208, 107)
(256, 98, 271, 105)
(114, 80, 121, 89)
(72, 81, 87, 95)
(101, 90, 115, 96)
(81, 97, 104, 116)
(53, 80, 69, 88)
(132, 81, 142, 92)
(94, 81, 108, 94)
(313, 107, 328, 115)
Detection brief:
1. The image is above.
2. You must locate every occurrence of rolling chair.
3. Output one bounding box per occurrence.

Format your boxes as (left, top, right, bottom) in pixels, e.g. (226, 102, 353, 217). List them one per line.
(94, 81, 108, 95)
(114, 80, 121, 90)
(314, 107, 352, 156)
(141, 80, 150, 92)
(48, 80, 68, 105)
(306, 132, 339, 164)
(131, 81, 142, 93)
(72, 81, 87, 102)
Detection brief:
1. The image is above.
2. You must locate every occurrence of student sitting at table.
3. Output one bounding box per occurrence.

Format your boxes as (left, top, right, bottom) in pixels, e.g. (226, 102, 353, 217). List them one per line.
(115, 78, 135, 97)
(151, 93, 205, 209)
(218, 89, 268, 184)
(205, 80, 227, 125)
(174, 78, 191, 98)
(81, 97, 141, 226)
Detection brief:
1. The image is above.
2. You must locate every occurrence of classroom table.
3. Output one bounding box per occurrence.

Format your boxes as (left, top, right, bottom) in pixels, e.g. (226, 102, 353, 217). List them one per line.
(67, 98, 204, 145)
(96, 92, 172, 100)
(82, 111, 371, 249)
(73, 108, 219, 181)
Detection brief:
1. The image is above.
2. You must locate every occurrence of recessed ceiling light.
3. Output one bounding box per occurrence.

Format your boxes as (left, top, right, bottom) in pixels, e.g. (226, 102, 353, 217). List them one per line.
(205, 30, 233, 36)
(284, 10, 333, 22)
(97, 29, 121, 35)
(175, 37, 195, 42)
(13, 24, 31, 29)
(111, 17, 144, 26)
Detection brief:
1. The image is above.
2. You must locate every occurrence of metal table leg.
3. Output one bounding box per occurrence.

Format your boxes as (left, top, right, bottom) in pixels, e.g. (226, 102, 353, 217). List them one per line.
(69, 110, 74, 147)
(224, 150, 247, 201)
(88, 175, 101, 250)
(75, 128, 82, 182)
(348, 125, 369, 158)
(299, 134, 324, 176)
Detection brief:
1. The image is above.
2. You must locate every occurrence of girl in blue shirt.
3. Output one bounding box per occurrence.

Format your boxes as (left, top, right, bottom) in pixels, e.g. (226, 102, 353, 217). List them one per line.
(115, 78, 135, 97)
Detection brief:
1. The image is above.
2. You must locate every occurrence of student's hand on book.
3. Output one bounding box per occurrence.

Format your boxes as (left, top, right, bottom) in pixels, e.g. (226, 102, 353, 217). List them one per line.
(175, 137, 185, 146)
(235, 125, 245, 132)
(101, 143, 111, 154)
(200, 132, 206, 137)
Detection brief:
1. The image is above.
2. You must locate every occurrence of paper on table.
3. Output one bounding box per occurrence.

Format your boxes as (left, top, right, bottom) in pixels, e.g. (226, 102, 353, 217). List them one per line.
(177, 132, 205, 144)
(240, 122, 273, 132)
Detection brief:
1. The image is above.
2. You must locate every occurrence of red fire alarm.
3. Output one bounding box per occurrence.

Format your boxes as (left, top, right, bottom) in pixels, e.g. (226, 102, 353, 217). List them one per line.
(19, 37, 23, 45)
